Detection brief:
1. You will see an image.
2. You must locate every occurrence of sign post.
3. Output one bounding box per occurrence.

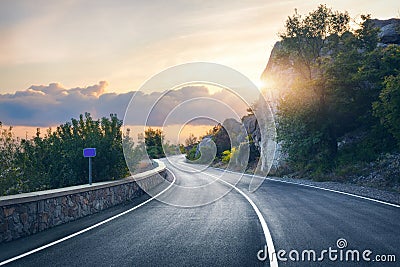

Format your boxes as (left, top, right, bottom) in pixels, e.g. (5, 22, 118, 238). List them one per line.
(83, 148, 96, 185)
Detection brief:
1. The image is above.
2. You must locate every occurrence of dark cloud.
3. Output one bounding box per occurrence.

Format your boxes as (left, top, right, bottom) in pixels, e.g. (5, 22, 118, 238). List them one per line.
(125, 85, 248, 126)
(0, 81, 118, 126)
(0, 82, 249, 127)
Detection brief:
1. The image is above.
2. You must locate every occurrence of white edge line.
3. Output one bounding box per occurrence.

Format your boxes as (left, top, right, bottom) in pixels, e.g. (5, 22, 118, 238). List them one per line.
(212, 167, 400, 209)
(0, 169, 176, 266)
(265, 178, 400, 208)
(177, 163, 278, 267)
(218, 178, 278, 267)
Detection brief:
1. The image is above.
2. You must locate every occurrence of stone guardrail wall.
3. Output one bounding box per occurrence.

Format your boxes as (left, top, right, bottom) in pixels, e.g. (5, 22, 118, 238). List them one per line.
(0, 160, 167, 243)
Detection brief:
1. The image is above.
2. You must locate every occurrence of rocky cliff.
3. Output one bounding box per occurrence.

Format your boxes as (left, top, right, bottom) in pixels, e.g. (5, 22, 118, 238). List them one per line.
(256, 18, 399, 172)
(195, 19, 399, 176)
(372, 18, 400, 45)
(260, 18, 400, 103)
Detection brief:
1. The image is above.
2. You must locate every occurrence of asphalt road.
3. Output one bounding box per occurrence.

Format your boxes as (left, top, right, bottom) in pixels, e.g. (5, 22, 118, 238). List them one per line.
(1, 155, 399, 266)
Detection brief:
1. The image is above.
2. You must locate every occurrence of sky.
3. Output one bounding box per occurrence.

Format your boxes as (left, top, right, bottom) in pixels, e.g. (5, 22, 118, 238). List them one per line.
(0, 0, 399, 141)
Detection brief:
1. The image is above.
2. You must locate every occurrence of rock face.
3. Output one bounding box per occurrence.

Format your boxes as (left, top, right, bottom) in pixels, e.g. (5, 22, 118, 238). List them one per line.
(261, 41, 297, 106)
(222, 118, 247, 146)
(243, 101, 278, 175)
(261, 18, 400, 104)
(242, 115, 260, 149)
(372, 18, 400, 45)
(195, 135, 214, 157)
(195, 119, 245, 159)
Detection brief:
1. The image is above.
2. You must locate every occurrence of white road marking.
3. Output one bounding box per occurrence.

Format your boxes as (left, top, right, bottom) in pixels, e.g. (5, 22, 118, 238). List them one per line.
(265, 177, 400, 208)
(0, 169, 176, 266)
(174, 162, 278, 267)
(212, 167, 400, 209)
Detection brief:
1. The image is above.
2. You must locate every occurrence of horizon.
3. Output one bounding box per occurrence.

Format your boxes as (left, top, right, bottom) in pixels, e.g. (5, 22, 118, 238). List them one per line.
(3, 123, 217, 145)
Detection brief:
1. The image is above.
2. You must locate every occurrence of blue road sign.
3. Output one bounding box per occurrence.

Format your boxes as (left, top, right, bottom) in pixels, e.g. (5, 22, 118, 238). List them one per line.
(83, 148, 96, 157)
(83, 148, 96, 185)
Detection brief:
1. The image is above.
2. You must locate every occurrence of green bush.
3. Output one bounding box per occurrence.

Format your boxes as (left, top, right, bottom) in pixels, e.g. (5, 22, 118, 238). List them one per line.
(221, 150, 231, 163)
(373, 74, 400, 147)
(0, 113, 135, 196)
(186, 145, 199, 161)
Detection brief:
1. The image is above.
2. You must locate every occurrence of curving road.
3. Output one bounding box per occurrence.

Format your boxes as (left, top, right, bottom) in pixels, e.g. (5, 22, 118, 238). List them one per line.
(0, 155, 399, 266)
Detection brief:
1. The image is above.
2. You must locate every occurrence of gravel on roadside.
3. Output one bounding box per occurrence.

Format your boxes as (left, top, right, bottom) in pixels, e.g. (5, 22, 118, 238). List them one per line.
(268, 176, 400, 205)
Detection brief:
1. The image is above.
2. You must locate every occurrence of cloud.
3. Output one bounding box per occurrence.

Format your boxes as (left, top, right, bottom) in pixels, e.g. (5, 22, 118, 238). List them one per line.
(123, 85, 249, 127)
(0, 82, 249, 127)
(0, 81, 125, 126)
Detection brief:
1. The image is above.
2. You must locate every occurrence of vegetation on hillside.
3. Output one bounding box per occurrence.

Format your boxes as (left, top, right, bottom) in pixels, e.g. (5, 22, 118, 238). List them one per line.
(184, 122, 257, 171)
(0, 114, 183, 196)
(0, 113, 142, 196)
(0, 112, 189, 196)
(275, 5, 400, 186)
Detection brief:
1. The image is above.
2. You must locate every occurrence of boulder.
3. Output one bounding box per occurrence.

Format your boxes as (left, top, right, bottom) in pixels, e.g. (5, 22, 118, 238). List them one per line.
(193, 136, 217, 164)
(195, 135, 214, 156)
(379, 23, 400, 45)
(222, 118, 247, 146)
(242, 114, 261, 150)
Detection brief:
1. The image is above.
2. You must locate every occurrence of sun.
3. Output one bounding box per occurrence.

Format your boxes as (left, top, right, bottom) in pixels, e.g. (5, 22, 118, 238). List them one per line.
(253, 79, 269, 90)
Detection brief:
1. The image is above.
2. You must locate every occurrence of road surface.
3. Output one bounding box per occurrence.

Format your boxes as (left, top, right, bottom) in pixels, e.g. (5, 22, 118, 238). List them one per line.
(0, 155, 399, 266)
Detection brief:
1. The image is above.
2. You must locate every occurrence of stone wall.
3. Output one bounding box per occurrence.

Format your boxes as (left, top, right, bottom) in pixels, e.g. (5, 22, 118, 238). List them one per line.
(0, 160, 167, 243)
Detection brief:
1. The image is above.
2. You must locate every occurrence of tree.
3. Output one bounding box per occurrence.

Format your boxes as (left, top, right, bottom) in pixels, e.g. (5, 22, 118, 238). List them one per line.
(373, 74, 400, 147)
(279, 4, 350, 80)
(277, 5, 351, 170)
(144, 128, 165, 159)
(0, 123, 25, 195)
(185, 133, 198, 147)
(163, 141, 181, 156)
(277, 80, 330, 169)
